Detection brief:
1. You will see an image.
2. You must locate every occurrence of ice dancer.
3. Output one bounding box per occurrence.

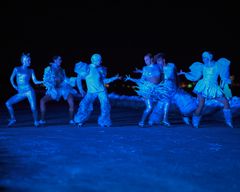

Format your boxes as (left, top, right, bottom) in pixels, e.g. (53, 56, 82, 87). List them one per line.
(5, 53, 43, 127)
(74, 53, 120, 127)
(178, 51, 233, 128)
(125, 53, 164, 127)
(40, 56, 77, 125)
(149, 53, 197, 126)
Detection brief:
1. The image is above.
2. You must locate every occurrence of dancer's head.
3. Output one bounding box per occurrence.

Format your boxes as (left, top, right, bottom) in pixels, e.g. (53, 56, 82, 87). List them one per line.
(154, 52, 166, 67)
(51, 56, 62, 68)
(21, 53, 31, 67)
(91, 53, 102, 66)
(144, 53, 152, 66)
(202, 51, 213, 64)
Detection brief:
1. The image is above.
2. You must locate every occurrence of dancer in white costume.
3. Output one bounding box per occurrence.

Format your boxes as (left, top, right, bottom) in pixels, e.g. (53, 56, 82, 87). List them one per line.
(125, 53, 164, 127)
(147, 53, 197, 126)
(74, 53, 120, 127)
(40, 56, 77, 125)
(178, 51, 233, 128)
(5, 53, 43, 127)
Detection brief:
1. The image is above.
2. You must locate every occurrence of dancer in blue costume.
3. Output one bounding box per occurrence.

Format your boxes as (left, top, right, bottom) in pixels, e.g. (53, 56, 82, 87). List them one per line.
(178, 51, 233, 128)
(40, 56, 77, 125)
(74, 53, 120, 127)
(5, 53, 43, 127)
(148, 53, 197, 126)
(125, 53, 164, 127)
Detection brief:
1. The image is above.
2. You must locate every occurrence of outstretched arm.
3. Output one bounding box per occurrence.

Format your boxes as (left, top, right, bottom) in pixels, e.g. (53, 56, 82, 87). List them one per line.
(32, 70, 43, 85)
(178, 62, 203, 82)
(124, 75, 140, 83)
(10, 68, 18, 91)
(104, 74, 121, 84)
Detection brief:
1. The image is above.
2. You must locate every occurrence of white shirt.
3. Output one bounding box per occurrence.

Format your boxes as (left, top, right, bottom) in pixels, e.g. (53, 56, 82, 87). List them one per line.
(86, 64, 106, 93)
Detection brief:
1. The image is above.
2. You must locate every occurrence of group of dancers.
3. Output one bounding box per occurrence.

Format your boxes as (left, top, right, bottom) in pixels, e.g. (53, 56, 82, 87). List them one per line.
(4, 51, 234, 128)
(125, 52, 233, 128)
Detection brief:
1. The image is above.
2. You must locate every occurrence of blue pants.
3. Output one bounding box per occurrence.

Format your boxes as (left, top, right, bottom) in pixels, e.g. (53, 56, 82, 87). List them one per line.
(74, 91, 111, 127)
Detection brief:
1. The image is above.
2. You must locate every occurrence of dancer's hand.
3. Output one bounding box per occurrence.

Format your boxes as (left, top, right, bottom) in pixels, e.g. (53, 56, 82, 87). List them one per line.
(114, 74, 122, 80)
(177, 70, 186, 76)
(133, 68, 142, 73)
(124, 75, 132, 82)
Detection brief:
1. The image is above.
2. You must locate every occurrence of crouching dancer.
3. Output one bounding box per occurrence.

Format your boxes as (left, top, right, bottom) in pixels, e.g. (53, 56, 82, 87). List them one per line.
(40, 56, 77, 125)
(6, 53, 43, 127)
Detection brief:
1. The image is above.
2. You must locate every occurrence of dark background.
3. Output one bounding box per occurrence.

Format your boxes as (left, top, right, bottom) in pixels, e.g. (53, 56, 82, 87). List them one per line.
(0, 0, 239, 101)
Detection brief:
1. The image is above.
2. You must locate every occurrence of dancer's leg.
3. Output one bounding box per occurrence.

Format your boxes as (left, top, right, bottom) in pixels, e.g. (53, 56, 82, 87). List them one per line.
(192, 94, 205, 128)
(40, 95, 53, 123)
(139, 99, 154, 127)
(215, 97, 233, 128)
(67, 94, 75, 124)
(26, 89, 39, 126)
(5, 93, 26, 126)
(98, 91, 111, 127)
(74, 92, 96, 126)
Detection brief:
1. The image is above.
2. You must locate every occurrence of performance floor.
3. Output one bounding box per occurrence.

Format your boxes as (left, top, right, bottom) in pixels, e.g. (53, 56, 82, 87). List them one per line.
(0, 103, 240, 192)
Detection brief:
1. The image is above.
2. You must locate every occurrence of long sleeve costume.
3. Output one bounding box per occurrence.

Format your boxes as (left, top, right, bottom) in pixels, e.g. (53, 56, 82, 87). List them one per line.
(74, 62, 112, 127)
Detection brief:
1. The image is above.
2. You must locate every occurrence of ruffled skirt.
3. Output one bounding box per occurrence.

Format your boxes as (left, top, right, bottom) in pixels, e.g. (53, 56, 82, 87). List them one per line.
(46, 84, 77, 101)
(193, 79, 223, 99)
(135, 81, 170, 101)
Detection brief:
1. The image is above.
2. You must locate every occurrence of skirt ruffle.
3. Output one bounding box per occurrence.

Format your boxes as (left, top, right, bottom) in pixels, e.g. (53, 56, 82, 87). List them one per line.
(193, 79, 223, 99)
(46, 84, 77, 101)
(135, 81, 170, 101)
